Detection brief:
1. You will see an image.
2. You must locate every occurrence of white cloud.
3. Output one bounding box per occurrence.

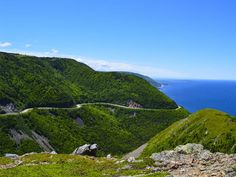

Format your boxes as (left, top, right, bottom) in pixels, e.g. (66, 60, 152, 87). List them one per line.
(0, 42, 12, 47)
(51, 49, 58, 54)
(45, 49, 58, 55)
(44, 49, 59, 56)
(25, 44, 32, 48)
(0, 49, 185, 78)
(79, 58, 185, 78)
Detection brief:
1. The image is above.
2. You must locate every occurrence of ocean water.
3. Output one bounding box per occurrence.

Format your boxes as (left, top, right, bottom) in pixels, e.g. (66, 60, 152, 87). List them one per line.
(158, 79, 236, 116)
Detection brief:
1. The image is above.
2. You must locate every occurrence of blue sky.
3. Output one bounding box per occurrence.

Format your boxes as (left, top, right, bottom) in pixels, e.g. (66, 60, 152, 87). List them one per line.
(0, 0, 236, 80)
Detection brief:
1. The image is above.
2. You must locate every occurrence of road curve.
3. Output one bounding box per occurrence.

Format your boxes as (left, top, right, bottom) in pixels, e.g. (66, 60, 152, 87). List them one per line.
(1, 103, 182, 116)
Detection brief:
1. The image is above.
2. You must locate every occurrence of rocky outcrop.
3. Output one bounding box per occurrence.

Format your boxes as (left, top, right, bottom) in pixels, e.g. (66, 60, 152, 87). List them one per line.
(10, 129, 31, 145)
(150, 143, 236, 177)
(0, 103, 16, 114)
(127, 100, 142, 108)
(72, 144, 98, 156)
(9, 129, 55, 152)
(75, 117, 84, 126)
(31, 131, 55, 152)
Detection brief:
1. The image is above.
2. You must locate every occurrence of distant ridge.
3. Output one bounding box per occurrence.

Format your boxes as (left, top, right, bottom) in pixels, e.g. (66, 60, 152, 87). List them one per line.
(120, 72, 162, 88)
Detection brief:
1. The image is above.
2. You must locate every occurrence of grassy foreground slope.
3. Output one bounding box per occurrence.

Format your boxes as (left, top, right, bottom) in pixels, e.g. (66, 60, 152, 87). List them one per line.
(0, 154, 168, 177)
(0, 52, 176, 111)
(142, 109, 236, 156)
(0, 105, 189, 156)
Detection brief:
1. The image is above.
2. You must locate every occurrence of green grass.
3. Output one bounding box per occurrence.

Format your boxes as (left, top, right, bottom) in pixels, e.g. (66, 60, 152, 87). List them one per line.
(0, 51, 177, 110)
(0, 154, 168, 177)
(142, 109, 236, 157)
(0, 105, 189, 156)
(0, 157, 13, 165)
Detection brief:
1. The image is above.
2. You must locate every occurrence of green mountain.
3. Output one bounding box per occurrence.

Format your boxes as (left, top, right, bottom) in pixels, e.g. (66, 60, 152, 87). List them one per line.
(142, 109, 236, 156)
(0, 104, 188, 156)
(121, 72, 162, 88)
(0, 52, 177, 112)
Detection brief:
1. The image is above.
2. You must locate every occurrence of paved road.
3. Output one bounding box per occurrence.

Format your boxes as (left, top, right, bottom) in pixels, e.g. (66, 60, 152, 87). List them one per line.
(77, 102, 182, 111)
(123, 143, 147, 160)
(1, 102, 182, 116)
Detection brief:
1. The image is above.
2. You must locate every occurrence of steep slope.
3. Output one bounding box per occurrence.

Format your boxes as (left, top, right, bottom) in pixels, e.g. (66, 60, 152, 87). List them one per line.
(142, 109, 236, 156)
(0, 105, 189, 156)
(121, 72, 162, 88)
(0, 52, 177, 112)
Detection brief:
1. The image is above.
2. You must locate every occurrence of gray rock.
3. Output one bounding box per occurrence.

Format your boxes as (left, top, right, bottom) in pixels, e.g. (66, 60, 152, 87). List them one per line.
(151, 150, 177, 162)
(72, 144, 98, 156)
(127, 156, 135, 163)
(106, 154, 112, 159)
(5, 153, 19, 159)
(174, 143, 204, 154)
(0, 103, 17, 114)
(150, 143, 236, 177)
(50, 151, 57, 154)
(198, 149, 213, 161)
(75, 117, 84, 126)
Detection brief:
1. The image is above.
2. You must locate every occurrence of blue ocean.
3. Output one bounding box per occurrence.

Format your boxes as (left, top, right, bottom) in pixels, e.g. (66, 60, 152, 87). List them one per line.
(158, 79, 236, 116)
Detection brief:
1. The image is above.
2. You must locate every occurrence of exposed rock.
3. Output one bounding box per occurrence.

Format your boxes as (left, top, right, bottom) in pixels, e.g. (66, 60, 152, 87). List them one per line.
(10, 129, 55, 152)
(198, 149, 213, 161)
(50, 151, 57, 154)
(106, 154, 112, 159)
(174, 143, 204, 154)
(75, 117, 84, 126)
(31, 131, 55, 152)
(127, 100, 142, 108)
(4, 153, 19, 159)
(10, 129, 31, 145)
(150, 143, 236, 177)
(0, 103, 16, 114)
(127, 157, 135, 163)
(72, 144, 98, 156)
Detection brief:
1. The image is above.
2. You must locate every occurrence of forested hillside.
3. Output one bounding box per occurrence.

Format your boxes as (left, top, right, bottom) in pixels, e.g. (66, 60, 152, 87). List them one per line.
(0, 104, 189, 156)
(0, 52, 177, 112)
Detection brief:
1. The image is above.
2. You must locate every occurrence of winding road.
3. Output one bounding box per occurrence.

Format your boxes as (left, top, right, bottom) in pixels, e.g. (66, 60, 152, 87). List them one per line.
(123, 143, 147, 160)
(1, 102, 182, 116)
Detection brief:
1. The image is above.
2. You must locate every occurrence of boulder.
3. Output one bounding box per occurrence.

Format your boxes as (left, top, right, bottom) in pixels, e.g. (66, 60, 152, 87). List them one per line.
(127, 156, 135, 163)
(150, 143, 236, 177)
(0, 103, 16, 114)
(50, 151, 57, 154)
(5, 153, 19, 159)
(151, 150, 177, 162)
(106, 154, 112, 159)
(174, 143, 204, 154)
(198, 149, 213, 161)
(72, 144, 98, 156)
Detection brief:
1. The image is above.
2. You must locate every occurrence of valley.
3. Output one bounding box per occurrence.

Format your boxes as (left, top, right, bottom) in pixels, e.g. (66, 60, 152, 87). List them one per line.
(0, 52, 236, 176)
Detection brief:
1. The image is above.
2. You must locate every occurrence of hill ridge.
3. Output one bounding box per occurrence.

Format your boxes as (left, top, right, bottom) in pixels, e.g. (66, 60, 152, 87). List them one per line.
(0, 51, 177, 113)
